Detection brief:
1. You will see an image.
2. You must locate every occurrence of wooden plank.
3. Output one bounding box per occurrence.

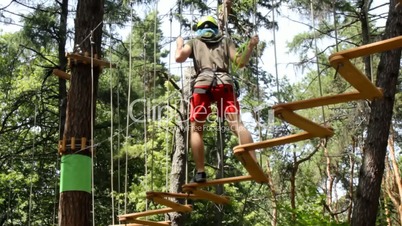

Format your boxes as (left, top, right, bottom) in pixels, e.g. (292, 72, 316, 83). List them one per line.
(233, 131, 316, 151)
(272, 91, 377, 111)
(52, 69, 71, 80)
(118, 207, 180, 219)
(328, 36, 402, 60)
(182, 175, 253, 189)
(233, 149, 269, 183)
(147, 191, 197, 199)
(66, 53, 116, 68)
(190, 189, 230, 204)
(275, 107, 333, 137)
(123, 219, 170, 226)
(330, 56, 382, 98)
(151, 196, 193, 213)
(111, 224, 169, 226)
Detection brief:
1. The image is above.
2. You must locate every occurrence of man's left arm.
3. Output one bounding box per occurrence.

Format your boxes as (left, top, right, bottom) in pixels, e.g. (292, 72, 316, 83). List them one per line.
(230, 35, 259, 68)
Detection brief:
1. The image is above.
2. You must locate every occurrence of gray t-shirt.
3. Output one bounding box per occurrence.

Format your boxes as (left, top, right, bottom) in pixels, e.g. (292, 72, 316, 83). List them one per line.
(187, 37, 235, 86)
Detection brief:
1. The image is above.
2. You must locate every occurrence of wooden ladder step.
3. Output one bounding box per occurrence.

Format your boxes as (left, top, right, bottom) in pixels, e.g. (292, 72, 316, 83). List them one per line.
(150, 196, 193, 212)
(118, 205, 192, 221)
(184, 189, 230, 204)
(329, 56, 382, 99)
(111, 223, 169, 226)
(117, 219, 171, 226)
(182, 175, 253, 189)
(272, 91, 371, 111)
(233, 131, 315, 151)
(53, 69, 71, 80)
(66, 52, 116, 68)
(232, 150, 268, 183)
(147, 191, 197, 199)
(274, 107, 333, 137)
(328, 35, 402, 60)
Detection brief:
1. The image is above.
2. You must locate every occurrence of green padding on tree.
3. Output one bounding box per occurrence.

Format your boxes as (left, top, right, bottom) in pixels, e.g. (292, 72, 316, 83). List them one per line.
(60, 154, 91, 193)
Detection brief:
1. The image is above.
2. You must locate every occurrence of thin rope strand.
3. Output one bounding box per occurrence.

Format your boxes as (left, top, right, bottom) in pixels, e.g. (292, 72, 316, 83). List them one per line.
(109, 25, 115, 224)
(143, 32, 148, 212)
(151, 0, 159, 192)
(272, 0, 280, 103)
(124, 3, 134, 214)
(28, 104, 37, 226)
(90, 30, 96, 226)
(310, 0, 326, 124)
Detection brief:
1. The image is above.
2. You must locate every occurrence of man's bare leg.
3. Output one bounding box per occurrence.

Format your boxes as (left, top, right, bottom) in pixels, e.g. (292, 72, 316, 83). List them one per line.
(190, 121, 206, 173)
(226, 113, 257, 162)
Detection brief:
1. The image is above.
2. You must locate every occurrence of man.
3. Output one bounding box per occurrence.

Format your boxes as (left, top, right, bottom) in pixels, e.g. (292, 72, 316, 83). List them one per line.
(175, 15, 259, 183)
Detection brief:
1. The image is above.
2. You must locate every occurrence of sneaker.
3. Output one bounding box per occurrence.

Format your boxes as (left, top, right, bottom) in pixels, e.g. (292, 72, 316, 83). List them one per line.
(193, 172, 207, 183)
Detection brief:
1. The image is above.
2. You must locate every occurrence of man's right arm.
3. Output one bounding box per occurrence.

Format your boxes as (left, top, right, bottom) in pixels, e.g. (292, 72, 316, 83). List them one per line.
(175, 37, 192, 63)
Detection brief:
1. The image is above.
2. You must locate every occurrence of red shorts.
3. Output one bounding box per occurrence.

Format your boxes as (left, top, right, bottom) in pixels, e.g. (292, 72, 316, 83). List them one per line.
(190, 84, 239, 122)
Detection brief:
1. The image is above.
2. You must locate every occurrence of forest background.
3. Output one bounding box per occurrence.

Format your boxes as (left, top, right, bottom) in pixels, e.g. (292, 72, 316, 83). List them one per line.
(0, 0, 401, 226)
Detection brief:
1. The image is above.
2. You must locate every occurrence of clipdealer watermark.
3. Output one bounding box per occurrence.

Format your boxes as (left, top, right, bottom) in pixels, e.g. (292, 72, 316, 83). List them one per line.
(128, 98, 274, 131)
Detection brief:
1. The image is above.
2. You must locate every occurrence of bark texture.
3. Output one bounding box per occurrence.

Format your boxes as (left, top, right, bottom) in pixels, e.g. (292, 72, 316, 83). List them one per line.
(58, 0, 104, 225)
(351, 1, 402, 225)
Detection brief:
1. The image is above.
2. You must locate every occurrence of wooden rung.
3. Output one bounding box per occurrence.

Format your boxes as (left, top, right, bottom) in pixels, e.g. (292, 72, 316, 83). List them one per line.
(119, 220, 170, 226)
(53, 69, 71, 80)
(328, 36, 402, 60)
(275, 107, 334, 137)
(233, 131, 316, 151)
(188, 189, 230, 204)
(66, 53, 117, 68)
(232, 150, 268, 183)
(147, 191, 197, 199)
(119, 207, 179, 220)
(182, 175, 253, 189)
(272, 91, 376, 111)
(111, 224, 169, 226)
(151, 196, 193, 213)
(330, 56, 383, 98)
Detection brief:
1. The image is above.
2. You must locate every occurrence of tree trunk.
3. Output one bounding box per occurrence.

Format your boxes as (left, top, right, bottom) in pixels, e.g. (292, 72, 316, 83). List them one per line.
(351, 1, 402, 225)
(266, 160, 278, 226)
(58, 0, 104, 225)
(168, 68, 192, 226)
(386, 127, 402, 224)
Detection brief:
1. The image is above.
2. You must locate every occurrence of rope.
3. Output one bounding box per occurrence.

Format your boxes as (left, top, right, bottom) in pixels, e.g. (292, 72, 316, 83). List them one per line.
(109, 23, 115, 225)
(151, 0, 159, 193)
(124, 3, 134, 214)
(89, 30, 96, 226)
(271, 0, 280, 104)
(117, 70, 121, 216)
(183, 0, 189, 186)
(28, 104, 37, 226)
(310, 0, 326, 124)
(166, 9, 173, 193)
(143, 29, 149, 212)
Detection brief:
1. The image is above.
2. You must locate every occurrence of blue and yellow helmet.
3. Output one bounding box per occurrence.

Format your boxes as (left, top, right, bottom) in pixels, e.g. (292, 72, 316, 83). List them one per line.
(196, 15, 218, 30)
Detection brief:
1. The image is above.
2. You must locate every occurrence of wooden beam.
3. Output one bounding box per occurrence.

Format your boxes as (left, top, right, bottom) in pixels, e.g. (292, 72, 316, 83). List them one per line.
(150, 196, 193, 213)
(182, 175, 253, 189)
(66, 53, 116, 68)
(119, 207, 188, 220)
(147, 191, 197, 199)
(272, 91, 377, 111)
(330, 56, 383, 99)
(233, 149, 269, 183)
(122, 219, 170, 226)
(189, 189, 230, 204)
(233, 131, 316, 151)
(111, 224, 169, 226)
(52, 69, 71, 80)
(275, 107, 333, 137)
(328, 36, 402, 59)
